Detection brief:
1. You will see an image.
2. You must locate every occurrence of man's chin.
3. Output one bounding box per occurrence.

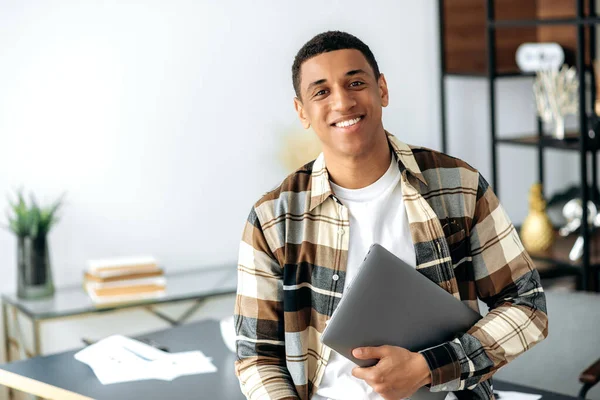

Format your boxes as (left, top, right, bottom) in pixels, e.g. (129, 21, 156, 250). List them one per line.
(330, 142, 372, 159)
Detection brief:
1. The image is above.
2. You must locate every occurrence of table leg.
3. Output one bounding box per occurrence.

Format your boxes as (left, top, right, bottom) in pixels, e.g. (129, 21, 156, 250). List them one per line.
(11, 308, 27, 360)
(2, 302, 13, 400)
(28, 319, 42, 400)
(144, 307, 178, 326)
(32, 321, 41, 357)
(176, 299, 205, 324)
(2, 302, 10, 363)
(144, 298, 207, 327)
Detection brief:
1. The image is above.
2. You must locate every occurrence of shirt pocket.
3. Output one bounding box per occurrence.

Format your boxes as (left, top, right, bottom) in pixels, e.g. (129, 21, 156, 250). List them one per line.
(445, 229, 468, 267)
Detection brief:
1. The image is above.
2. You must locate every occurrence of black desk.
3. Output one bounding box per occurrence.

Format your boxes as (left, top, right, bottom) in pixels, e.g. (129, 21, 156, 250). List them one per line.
(0, 320, 576, 400)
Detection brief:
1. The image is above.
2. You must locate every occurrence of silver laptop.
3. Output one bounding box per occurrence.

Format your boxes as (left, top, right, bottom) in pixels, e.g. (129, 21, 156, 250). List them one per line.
(321, 242, 482, 370)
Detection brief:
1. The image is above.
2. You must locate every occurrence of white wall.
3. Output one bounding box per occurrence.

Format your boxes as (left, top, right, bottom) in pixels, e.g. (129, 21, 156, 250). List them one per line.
(0, 0, 442, 292)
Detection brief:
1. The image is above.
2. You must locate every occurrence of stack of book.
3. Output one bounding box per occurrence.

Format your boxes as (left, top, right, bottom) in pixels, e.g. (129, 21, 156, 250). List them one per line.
(84, 256, 166, 305)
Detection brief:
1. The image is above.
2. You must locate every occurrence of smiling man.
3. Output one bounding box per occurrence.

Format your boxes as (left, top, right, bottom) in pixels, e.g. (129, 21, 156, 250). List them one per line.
(234, 31, 548, 400)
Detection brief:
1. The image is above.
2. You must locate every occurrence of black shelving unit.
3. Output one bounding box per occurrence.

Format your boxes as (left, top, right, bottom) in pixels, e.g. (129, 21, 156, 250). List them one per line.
(438, 0, 600, 292)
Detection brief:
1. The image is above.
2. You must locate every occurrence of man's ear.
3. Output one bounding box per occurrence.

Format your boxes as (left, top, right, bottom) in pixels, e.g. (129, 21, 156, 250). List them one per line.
(294, 97, 311, 129)
(378, 73, 389, 108)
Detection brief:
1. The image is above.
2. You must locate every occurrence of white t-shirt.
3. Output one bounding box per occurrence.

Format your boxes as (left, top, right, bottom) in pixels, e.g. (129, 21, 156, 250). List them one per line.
(313, 155, 417, 400)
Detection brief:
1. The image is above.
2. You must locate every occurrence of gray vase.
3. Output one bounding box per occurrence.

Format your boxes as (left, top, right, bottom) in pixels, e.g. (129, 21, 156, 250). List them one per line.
(17, 236, 55, 299)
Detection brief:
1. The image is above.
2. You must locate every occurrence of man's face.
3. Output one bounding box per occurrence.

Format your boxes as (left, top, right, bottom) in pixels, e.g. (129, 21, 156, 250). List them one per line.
(294, 49, 389, 159)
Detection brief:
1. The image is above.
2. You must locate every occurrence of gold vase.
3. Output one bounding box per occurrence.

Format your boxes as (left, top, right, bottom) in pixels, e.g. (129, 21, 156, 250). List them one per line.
(520, 183, 555, 253)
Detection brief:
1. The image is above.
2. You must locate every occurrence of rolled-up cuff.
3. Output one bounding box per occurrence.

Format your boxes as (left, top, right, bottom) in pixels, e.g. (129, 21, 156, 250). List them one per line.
(419, 342, 462, 392)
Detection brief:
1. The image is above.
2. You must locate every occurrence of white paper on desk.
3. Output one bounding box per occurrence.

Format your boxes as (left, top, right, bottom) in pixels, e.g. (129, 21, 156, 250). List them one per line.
(152, 351, 217, 380)
(495, 390, 542, 400)
(74, 335, 217, 385)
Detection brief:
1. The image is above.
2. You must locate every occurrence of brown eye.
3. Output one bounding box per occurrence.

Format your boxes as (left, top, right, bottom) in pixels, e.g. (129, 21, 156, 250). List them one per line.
(350, 81, 364, 87)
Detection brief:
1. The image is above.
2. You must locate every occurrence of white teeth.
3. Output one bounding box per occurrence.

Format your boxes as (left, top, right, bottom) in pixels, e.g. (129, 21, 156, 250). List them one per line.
(335, 117, 361, 128)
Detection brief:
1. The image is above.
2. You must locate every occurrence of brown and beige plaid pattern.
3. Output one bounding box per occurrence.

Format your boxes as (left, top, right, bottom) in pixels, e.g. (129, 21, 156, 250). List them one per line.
(234, 132, 548, 400)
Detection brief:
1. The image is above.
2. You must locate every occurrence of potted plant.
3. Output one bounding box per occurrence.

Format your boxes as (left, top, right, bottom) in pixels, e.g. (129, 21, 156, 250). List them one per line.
(5, 189, 65, 299)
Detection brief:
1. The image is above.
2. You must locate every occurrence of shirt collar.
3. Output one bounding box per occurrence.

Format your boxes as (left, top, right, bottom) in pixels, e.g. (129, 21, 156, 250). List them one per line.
(308, 131, 428, 211)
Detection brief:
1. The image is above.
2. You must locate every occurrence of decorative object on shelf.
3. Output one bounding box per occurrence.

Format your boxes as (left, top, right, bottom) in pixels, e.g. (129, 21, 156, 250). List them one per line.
(547, 185, 600, 227)
(516, 43, 565, 73)
(520, 183, 555, 253)
(533, 64, 579, 140)
(558, 198, 600, 261)
(5, 189, 65, 299)
(279, 127, 322, 173)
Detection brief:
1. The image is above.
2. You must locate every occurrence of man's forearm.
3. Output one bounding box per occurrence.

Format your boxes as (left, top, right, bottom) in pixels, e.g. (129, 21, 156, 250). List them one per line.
(419, 287, 548, 391)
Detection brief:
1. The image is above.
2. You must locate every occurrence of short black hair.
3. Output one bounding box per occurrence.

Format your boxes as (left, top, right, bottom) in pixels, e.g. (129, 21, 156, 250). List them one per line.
(292, 31, 381, 99)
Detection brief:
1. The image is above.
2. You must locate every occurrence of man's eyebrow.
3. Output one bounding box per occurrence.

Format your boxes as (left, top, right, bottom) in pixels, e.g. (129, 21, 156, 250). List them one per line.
(306, 78, 327, 92)
(346, 69, 368, 76)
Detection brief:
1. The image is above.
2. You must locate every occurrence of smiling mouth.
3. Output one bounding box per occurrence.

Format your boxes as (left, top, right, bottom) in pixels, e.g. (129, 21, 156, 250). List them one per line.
(331, 116, 364, 128)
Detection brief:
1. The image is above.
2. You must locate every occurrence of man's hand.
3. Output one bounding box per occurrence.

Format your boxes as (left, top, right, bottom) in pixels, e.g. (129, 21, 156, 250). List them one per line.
(351, 345, 432, 400)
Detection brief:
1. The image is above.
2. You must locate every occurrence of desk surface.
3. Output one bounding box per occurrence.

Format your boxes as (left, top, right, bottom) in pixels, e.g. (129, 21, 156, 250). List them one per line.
(0, 320, 577, 400)
(0, 320, 244, 400)
(1, 265, 237, 320)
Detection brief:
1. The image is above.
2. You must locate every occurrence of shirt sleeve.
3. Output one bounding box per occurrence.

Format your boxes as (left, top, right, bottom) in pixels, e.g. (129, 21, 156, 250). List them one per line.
(419, 173, 549, 393)
(234, 207, 300, 400)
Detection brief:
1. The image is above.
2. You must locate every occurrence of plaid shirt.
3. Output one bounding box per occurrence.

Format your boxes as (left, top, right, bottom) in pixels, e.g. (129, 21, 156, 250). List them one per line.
(235, 132, 548, 400)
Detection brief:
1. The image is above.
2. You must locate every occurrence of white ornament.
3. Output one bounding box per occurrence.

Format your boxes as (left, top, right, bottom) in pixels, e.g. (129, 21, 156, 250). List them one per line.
(559, 199, 600, 261)
(517, 43, 565, 72)
(533, 65, 579, 140)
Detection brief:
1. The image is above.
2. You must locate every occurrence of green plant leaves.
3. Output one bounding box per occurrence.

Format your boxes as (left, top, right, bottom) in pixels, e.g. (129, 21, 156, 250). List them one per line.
(5, 189, 65, 238)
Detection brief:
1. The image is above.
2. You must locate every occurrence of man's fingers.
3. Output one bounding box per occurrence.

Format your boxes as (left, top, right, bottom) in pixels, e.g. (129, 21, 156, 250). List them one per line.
(352, 366, 365, 380)
(352, 365, 380, 382)
(352, 345, 391, 359)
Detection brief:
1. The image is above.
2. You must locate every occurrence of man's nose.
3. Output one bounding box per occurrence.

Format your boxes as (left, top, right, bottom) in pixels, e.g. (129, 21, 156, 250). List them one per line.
(330, 88, 356, 112)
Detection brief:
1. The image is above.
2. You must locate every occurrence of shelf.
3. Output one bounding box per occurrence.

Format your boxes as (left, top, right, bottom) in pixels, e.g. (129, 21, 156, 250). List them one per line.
(535, 261, 581, 280)
(496, 132, 600, 152)
(528, 232, 600, 270)
(496, 71, 537, 78)
(444, 71, 536, 79)
(439, 1, 600, 291)
(490, 17, 600, 28)
(444, 66, 595, 79)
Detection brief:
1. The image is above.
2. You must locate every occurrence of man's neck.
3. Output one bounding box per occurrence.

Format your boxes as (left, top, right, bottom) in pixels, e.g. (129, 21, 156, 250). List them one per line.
(325, 133, 392, 190)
